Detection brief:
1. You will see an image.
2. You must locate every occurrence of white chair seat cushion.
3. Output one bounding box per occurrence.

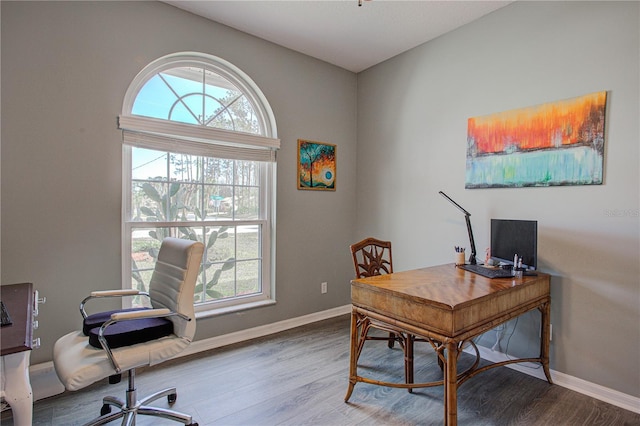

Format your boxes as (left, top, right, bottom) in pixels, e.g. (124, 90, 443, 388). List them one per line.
(54, 330, 190, 391)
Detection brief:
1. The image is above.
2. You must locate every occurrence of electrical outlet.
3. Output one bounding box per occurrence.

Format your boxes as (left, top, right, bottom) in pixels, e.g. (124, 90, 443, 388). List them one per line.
(321, 282, 328, 294)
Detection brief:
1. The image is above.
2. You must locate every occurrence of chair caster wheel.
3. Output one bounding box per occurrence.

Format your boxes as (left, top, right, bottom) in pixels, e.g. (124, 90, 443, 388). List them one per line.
(168, 393, 177, 404)
(100, 404, 112, 416)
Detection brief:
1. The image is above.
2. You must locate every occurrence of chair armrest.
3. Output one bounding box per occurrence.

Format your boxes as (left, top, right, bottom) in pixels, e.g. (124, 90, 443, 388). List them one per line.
(110, 308, 171, 321)
(91, 289, 142, 297)
(80, 290, 150, 319)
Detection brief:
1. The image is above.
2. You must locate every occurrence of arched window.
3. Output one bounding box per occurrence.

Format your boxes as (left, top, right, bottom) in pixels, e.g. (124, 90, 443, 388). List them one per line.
(119, 52, 279, 315)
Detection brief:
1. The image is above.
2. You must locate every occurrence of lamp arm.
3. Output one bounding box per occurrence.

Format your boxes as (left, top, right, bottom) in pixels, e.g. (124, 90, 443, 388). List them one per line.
(439, 191, 477, 265)
(438, 191, 470, 215)
(464, 214, 477, 265)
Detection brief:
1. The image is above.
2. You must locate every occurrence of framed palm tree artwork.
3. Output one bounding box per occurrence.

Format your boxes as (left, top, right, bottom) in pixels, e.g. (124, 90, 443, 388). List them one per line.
(297, 139, 336, 191)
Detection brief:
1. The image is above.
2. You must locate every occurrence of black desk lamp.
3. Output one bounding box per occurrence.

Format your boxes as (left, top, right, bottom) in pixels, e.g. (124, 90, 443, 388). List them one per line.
(439, 191, 477, 265)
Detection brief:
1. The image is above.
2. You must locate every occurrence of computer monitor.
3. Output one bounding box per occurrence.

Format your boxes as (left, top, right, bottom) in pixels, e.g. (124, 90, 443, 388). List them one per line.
(490, 219, 538, 270)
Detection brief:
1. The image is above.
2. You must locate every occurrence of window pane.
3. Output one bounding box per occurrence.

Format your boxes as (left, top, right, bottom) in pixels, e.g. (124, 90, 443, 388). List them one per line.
(237, 260, 260, 296)
(206, 159, 235, 219)
(237, 225, 260, 260)
(131, 181, 168, 222)
(204, 184, 233, 220)
(162, 69, 204, 125)
(173, 183, 201, 222)
(131, 228, 164, 298)
(131, 230, 160, 269)
(236, 186, 259, 219)
(235, 160, 259, 185)
(203, 263, 235, 301)
(170, 100, 200, 125)
(205, 226, 235, 263)
(235, 161, 259, 219)
(182, 94, 205, 124)
(131, 75, 175, 120)
(204, 157, 234, 184)
(199, 226, 234, 302)
(170, 154, 202, 183)
(132, 147, 167, 181)
(231, 96, 261, 134)
(204, 69, 246, 132)
(204, 69, 240, 98)
(207, 92, 260, 134)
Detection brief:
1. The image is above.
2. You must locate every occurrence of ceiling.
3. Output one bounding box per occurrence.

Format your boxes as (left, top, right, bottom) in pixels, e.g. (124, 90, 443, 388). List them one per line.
(164, 1, 513, 73)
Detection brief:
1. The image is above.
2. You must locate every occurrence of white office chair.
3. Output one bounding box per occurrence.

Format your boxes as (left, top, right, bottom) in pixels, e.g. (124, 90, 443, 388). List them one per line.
(53, 237, 204, 426)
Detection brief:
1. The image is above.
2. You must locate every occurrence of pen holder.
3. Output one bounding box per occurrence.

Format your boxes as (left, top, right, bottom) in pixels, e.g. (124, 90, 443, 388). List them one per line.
(455, 252, 466, 266)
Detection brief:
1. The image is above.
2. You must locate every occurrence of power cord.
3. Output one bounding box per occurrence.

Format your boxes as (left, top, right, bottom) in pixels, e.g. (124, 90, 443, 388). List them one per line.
(492, 323, 506, 351)
(503, 317, 542, 370)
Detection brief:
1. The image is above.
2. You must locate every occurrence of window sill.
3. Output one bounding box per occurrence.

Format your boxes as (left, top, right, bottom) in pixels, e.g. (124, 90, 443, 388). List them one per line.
(195, 298, 276, 319)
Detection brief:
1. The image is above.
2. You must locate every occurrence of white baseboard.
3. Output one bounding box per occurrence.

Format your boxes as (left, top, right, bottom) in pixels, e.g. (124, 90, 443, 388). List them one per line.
(182, 304, 351, 357)
(466, 344, 640, 414)
(30, 305, 639, 416)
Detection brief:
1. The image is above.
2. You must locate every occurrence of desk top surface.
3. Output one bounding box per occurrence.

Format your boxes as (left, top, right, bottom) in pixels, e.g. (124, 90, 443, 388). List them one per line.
(0, 283, 34, 356)
(351, 263, 550, 311)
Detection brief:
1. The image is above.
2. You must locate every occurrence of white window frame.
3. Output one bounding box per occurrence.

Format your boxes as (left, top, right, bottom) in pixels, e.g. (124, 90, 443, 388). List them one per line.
(119, 52, 278, 317)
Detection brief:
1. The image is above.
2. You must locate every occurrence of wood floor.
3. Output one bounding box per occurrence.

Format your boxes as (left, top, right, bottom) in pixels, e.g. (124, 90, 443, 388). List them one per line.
(4, 315, 639, 425)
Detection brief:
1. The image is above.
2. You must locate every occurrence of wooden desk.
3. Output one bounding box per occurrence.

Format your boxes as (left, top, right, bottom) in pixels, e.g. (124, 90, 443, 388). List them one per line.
(1, 283, 36, 426)
(345, 264, 552, 426)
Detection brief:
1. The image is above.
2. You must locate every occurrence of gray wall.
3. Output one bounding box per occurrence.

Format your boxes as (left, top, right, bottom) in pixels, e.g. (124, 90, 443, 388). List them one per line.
(2, 0, 638, 401)
(1, 1, 357, 365)
(357, 1, 639, 397)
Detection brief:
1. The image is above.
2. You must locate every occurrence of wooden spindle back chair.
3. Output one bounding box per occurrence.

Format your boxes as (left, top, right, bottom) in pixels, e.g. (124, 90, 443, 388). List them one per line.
(350, 238, 398, 349)
(350, 237, 393, 279)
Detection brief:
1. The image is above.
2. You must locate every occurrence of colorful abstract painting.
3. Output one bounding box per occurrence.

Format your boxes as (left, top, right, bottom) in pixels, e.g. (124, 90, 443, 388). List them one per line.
(466, 91, 607, 188)
(298, 139, 336, 191)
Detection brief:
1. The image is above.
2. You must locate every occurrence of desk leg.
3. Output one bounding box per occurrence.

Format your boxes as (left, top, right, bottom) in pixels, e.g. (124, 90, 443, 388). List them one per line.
(1, 351, 33, 426)
(444, 341, 459, 426)
(540, 301, 553, 384)
(404, 334, 415, 393)
(344, 308, 358, 402)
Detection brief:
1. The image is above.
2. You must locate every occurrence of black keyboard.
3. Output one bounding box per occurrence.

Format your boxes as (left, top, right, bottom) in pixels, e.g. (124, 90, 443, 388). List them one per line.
(1, 300, 12, 326)
(459, 264, 515, 279)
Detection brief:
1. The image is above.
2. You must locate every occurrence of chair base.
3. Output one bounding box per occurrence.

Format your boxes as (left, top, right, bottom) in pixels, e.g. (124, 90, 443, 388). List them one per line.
(83, 369, 197, 426)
